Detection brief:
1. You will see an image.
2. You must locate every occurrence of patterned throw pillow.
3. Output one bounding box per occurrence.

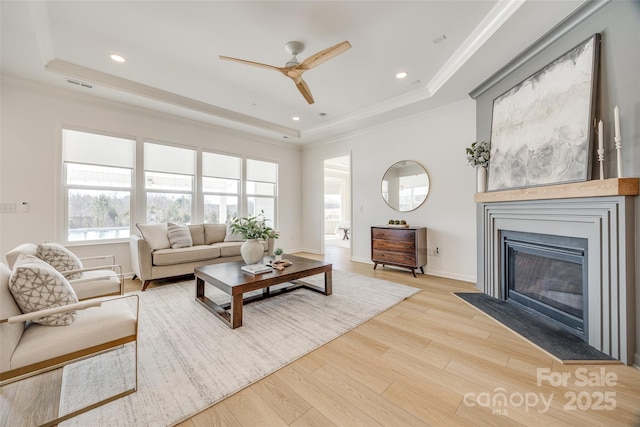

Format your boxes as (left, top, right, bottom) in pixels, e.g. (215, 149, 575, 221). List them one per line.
(9, 254, 79, 326)
(36, 242, 83, 280)
(167, 223, 193, 248)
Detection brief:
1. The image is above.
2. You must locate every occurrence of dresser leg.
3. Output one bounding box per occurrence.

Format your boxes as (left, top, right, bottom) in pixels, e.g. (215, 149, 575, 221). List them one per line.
(411, 268, 417, 278)
(373, 262, 378, 270)
(420, 267, 424, 274)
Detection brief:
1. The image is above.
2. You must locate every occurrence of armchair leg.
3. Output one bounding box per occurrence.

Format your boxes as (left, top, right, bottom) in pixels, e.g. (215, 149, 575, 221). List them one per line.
(132, 274, 137, 280)
(141, 280, 151, 291)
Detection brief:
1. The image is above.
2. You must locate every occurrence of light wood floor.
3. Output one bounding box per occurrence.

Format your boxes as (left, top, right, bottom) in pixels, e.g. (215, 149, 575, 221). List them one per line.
(4, 248, 638, 426)
(162, 248, 640, 427)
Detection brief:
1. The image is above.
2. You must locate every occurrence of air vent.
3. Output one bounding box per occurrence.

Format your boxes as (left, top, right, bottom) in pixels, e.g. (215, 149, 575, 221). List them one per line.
(66, 79, 93, 89)
(432, 34, 447, 44)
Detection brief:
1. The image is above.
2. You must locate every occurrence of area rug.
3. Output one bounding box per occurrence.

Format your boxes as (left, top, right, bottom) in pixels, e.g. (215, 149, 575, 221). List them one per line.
(58, 270, 419, 426)
(455, 292, 615, 363)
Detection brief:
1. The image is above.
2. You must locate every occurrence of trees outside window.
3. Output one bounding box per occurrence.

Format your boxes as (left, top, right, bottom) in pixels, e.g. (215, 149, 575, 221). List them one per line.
(63, 130, 134, 242)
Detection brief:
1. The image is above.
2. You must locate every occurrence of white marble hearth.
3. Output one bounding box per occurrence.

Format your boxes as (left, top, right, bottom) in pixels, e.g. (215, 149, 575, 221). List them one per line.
(476, 180, 638, 365)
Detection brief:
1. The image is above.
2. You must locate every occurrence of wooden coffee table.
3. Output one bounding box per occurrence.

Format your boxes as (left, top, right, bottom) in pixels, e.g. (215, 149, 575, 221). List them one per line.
(194, 255, 332, 329)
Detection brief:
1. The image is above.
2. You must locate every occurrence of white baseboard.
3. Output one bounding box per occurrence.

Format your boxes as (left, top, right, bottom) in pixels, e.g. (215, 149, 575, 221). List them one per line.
(424, 268, 476, 283)
(351, 257, 476, 283)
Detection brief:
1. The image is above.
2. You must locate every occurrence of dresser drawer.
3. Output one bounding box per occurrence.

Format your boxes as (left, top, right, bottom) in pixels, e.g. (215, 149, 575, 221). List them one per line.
(372, 250, 416, 266)
(372, 239, 415, 253)
(372, 228, 415, 242)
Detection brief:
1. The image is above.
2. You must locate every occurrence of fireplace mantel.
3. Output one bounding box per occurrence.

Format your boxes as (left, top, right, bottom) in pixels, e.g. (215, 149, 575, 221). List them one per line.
(474, 178, 639, 203)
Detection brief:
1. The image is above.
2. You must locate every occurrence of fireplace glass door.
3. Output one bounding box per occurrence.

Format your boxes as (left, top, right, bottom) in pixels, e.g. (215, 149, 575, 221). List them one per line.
(502, 231, 587, 337)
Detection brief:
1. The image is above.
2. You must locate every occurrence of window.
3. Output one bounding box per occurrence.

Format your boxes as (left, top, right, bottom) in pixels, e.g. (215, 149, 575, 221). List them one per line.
(144, 142, 195, 224)
(63, 129, 134, 242)
(62, 130, 279, 241)
(324, 194, 342, 221)
(202, 152, 241, 224)
(246, 158, 277, 224)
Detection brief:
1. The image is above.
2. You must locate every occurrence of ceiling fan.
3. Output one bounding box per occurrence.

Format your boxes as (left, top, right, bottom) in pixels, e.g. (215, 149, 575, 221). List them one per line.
(219, 40, 351, 105)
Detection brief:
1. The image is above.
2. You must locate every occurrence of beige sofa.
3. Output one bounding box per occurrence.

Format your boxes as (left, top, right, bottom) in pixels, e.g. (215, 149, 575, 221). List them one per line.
(130, 223, 273, 291)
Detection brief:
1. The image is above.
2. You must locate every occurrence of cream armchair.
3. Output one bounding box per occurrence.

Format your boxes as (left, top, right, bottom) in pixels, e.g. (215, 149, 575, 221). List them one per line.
(0, 263, 138, 425)
(6, 243, 124, 300)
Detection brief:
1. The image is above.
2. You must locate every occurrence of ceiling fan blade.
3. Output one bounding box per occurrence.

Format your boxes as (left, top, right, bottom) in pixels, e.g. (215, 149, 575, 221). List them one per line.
(297, 41, 351, 71)
(219, 55, 282, 72)
(295, 78, 315, 104)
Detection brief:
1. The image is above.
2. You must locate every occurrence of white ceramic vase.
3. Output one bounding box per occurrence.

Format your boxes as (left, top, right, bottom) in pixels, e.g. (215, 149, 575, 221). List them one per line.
(240, 239, 264, 265)
(476, 166, 487, 193)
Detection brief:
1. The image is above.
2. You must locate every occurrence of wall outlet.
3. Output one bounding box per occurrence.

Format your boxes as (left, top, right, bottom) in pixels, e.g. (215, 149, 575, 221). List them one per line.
(427, 247, 441, 256)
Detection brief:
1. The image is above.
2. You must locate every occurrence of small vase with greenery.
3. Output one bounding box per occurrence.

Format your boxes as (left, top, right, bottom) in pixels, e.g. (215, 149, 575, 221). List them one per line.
(229, 211, 279, 240)
(229, 211, 279, 264)
(274, 247, 283, 261)
(466, 140, 490, 193)
(466, 140, 490, 168)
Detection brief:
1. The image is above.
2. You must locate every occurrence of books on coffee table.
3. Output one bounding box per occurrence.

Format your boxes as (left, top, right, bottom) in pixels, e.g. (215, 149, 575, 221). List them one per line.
(241, 264, 272, 274)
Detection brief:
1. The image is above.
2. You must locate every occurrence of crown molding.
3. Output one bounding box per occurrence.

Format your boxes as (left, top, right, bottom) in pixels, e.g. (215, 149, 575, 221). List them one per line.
(469, 0, 611, 99)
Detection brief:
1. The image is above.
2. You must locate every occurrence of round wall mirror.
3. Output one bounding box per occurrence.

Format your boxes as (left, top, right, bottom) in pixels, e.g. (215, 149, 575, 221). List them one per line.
(381, 161, 430, 211)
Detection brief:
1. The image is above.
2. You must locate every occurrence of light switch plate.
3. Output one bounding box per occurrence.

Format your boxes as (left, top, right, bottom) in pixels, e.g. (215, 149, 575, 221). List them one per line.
(1, 202, 16, 213)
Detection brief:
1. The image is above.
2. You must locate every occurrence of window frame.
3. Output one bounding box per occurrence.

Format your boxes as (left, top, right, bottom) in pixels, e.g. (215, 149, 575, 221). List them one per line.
(201, 150, 242, 225)
(61, 128, 135, 245)
(143, 141, 196, 225)
(245, 156, 278, 228)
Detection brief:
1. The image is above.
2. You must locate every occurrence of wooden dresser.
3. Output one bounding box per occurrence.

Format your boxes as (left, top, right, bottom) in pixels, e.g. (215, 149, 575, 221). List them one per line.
(371, 226, 428, 277)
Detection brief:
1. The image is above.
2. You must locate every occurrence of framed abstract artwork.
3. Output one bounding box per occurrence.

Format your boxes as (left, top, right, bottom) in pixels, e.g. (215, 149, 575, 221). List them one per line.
(487, 34, 601, 191)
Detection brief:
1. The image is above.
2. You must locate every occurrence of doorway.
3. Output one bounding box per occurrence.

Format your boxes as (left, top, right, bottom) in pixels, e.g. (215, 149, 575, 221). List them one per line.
(323, 155, 351, 252)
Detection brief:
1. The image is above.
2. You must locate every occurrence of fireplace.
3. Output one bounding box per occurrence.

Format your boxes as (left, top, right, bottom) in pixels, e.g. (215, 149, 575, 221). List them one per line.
(476, 180, 637, 364)
(501, 231, 587, 338)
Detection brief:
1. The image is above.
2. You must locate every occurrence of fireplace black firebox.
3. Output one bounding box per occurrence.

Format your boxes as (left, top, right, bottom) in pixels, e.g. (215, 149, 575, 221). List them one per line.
(501, 231, 588, 338)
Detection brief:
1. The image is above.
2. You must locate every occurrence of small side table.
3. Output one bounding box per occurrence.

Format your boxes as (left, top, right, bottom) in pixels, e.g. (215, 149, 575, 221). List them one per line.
(338, 227, 350, 240)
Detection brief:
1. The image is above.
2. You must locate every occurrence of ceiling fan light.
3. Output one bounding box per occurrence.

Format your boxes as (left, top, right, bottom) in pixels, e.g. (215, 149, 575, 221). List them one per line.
(396, 71, 408, 79)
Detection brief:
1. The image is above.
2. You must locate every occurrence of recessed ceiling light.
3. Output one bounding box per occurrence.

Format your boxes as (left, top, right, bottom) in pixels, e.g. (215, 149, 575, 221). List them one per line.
(396, 71, 408, 79)
(292, 116, 300, 121)
(110, 54, 126, 63)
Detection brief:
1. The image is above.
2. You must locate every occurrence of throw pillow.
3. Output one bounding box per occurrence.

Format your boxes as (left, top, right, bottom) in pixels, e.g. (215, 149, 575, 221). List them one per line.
(9, 254, 79, 326)
(36, 242, 83, 280)
(167, 223, 193, 248)
(136, 223, 171, 251)
(223, 223, 245, 242)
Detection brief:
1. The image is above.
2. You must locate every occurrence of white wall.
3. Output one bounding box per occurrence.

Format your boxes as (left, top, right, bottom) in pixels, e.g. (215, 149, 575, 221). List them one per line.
(302, 99, 477, 282)
(0, 77, 302, 274)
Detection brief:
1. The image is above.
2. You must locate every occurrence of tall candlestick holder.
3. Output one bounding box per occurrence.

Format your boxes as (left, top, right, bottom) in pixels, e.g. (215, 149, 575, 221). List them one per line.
(615, 136, 623, 178)
(597, 149, 605, 180)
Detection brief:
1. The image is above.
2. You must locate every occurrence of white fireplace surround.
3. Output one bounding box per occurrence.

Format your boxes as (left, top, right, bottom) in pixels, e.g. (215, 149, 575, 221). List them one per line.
(477, 196, 636, 365)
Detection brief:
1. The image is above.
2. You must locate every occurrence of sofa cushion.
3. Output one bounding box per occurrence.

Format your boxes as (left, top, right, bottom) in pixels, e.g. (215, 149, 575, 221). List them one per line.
(9, 254, 79, 326)
(9, 297, 137, 371)
(167, 223, 193, 249)
(152, 245, 221, 266)
(36, 243, 83, 279)
(136, 223, 171, 251)
(71, 270, 121, 300)
(204, 224, 227, 245)
(5, 243, 38, 269)
(188, 224, 205, 246)
(213, 242, 243, 257)
(1, 263, 23, 374)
